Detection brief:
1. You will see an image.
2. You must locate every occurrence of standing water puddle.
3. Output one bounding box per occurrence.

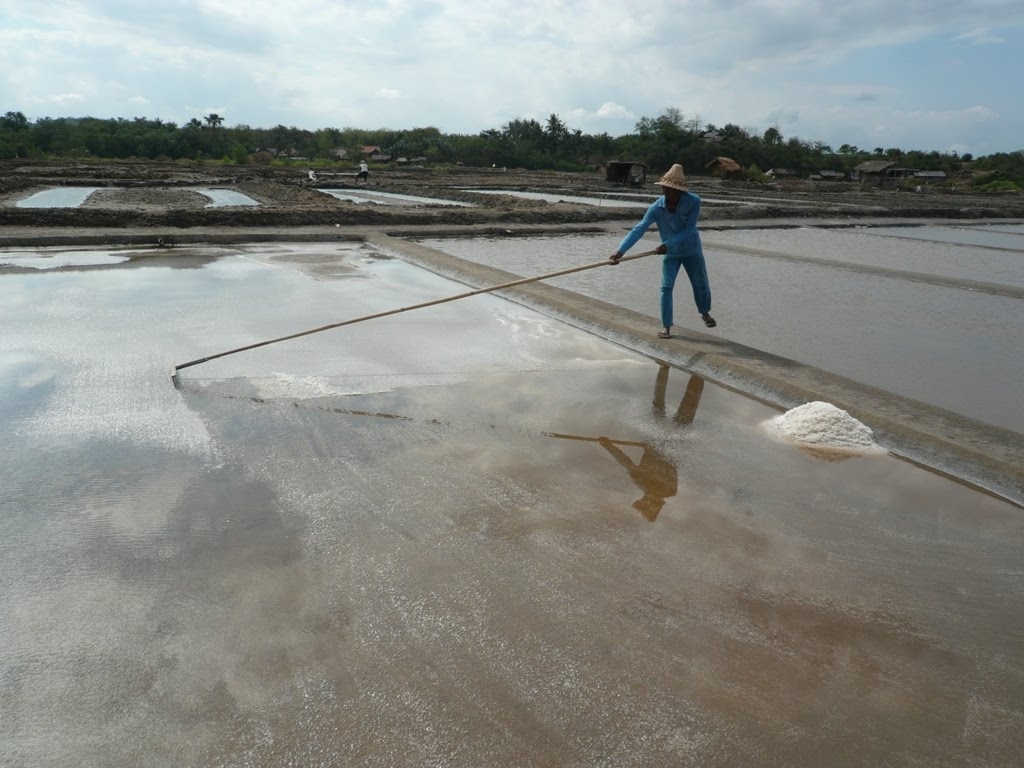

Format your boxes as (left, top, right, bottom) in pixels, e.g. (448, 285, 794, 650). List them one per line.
(190, 188, 259, 207)
(1, 241, 1022, 767)
(317, 189, 475, 207)
(0, 248, 133, 269)
(463, 189, 650, 207)
(13, 187, 259, 208)
(461, 189, 765, 208)
(15, 187, 101, 208)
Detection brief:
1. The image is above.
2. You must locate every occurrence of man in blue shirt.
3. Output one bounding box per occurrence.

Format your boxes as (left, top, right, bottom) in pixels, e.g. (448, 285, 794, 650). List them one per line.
(611, 163, 716, 338)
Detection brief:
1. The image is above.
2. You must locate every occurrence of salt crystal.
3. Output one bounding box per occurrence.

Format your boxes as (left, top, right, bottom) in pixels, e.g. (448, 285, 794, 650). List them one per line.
(764, 401, 884, 457)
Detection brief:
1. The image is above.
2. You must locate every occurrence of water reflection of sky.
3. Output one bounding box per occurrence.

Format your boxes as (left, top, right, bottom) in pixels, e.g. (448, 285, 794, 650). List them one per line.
(0, 249, 132, 269)
(3, 241, 1023, 766)
(417, 228, 1024, 433)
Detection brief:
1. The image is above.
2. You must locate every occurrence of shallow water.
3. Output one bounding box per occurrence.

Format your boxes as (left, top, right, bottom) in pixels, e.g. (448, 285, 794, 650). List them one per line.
(192, 187, 259, 207)
(704, 224, 1024, 288)
(318, 189, 475, 206)
(869, 223, 1024, 250)
(0, 248, 133, 269)
(418, 226, 1024, 433)
(2, 241, 1022, 766)
(12, 187, 260, 208)
(462, 189, 650, 207)
(14, 187, 101, 208)
(461, 189, 857, 209)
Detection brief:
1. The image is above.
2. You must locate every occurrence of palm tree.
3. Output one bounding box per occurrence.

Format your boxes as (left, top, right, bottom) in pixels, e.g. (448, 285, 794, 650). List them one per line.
(204, 113, 224, 129)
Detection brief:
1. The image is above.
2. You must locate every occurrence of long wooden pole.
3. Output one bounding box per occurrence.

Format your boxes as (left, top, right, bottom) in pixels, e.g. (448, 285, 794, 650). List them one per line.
(172, 249, 657, 382)
(543, 432, 647, 448)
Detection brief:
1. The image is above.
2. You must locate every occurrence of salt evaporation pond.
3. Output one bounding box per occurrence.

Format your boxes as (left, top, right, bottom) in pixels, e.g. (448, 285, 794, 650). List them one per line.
(0, 248, 133, 269)
(464, 188, 650, 207)
(13, 187, 259, 208)
(191, 188, 259, 207)
(704, 224, 1024, 288)
(318, 189, 475, 206)
(418, 224, 1024, 433)
(15, 187, 101, 208)
(2, 240, 1022, 766)
(463, 189, 780, 208)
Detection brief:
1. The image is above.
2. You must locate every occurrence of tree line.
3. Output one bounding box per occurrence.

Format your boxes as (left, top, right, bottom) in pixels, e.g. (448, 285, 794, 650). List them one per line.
(1, 108, 1021, 189)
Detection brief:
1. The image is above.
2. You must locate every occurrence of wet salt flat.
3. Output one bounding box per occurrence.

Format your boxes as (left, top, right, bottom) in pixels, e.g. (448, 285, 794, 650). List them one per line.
(2, 241, 1022, 767)
(463, 189, 651, 207)
(867, 223, 1024, 251)
(11, 187, 260, 208)
(0, 248, 133, 269)
(462, 188, 834, 208)
(420, 223, 1024, 434)
(14, 187, 101, 207)
(706, 224, 1024, 288)
(192, 187, 259, 207)
(318, 188, 475, 206)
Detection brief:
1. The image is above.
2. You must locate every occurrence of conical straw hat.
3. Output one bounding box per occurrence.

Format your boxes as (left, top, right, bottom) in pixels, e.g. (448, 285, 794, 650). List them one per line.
(656, 163, 688, 190)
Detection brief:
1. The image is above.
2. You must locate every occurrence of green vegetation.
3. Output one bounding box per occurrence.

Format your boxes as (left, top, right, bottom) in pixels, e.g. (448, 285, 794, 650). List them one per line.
(1, 108, 1021, 188)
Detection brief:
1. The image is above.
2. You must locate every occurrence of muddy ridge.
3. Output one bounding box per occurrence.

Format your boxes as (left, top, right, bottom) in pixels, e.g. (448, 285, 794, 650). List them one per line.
(3, 159, 1022, 231)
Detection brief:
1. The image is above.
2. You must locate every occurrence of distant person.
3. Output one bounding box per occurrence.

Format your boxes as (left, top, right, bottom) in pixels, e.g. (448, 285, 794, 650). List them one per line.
(357, 160, 369, 184)
(611, 163, 715, 337)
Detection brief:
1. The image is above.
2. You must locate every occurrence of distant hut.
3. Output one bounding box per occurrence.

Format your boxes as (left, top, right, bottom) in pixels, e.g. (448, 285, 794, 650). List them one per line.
(705, 156, 744, 180)
(853, 160, 899, 187)
(605, 161, 648, 186)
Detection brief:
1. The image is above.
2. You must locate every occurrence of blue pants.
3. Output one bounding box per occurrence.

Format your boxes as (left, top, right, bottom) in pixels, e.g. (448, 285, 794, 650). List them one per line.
(661, 252, 711, 327)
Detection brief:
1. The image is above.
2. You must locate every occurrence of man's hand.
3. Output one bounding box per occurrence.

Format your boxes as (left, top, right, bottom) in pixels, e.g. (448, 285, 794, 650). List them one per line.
(656, 244, 668, 255)
(609, 251, 623, 264)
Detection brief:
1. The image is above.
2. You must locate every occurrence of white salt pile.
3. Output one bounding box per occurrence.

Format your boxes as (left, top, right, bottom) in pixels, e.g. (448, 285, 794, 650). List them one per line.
(763, 401, 885, 459)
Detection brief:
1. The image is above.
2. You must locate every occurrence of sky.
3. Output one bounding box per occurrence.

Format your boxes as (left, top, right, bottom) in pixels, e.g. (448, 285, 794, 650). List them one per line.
(2, 0, 1023, 157)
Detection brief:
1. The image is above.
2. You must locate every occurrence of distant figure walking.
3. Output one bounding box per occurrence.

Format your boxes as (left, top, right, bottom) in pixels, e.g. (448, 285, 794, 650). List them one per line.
(357, 161, 369, 184)
(611, 163, 716, 337)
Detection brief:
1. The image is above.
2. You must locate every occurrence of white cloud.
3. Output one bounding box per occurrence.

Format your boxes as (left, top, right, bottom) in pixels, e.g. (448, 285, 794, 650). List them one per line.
(48, 93, 87, 104)
(594, 102, 634, 120)
(2, 0, 1023, 153)
(954, 28, 1005, 45)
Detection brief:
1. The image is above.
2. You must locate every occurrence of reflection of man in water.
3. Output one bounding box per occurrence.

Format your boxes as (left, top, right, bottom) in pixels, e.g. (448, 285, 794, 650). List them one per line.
(598, 437, 677, 522)
(652, 363, 704, 426)
(597, 365, 704, 522)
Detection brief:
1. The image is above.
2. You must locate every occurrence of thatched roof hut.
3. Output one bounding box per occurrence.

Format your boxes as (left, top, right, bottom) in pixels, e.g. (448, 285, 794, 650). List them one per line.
(705, 156, 744, 179)
(853, 160, 913, 188)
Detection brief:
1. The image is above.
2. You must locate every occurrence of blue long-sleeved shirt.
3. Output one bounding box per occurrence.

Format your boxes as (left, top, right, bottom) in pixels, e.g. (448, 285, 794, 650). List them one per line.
(617, 192, 702, 258)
